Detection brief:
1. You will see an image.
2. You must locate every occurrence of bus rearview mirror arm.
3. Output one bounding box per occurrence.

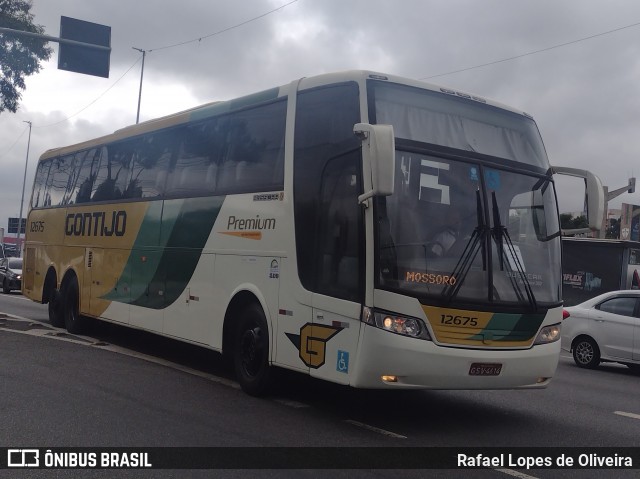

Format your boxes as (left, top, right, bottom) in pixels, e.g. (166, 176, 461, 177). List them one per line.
(354, 123, 395, 204)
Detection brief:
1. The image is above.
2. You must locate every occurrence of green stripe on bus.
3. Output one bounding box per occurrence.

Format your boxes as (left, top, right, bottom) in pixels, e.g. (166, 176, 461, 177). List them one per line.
(190, 88, 280, 122)
(103, 196, 225, 308)
(140, 196, 225, 307)
(469, 312, 545, 342)
(103, 201, 163, 304)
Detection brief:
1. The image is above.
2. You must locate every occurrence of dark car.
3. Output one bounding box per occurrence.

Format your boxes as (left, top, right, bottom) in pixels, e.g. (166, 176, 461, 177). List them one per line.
(0, 257, 23, 293)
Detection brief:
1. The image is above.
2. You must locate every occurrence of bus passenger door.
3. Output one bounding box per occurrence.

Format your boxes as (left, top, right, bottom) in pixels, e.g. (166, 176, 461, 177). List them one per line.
(308, 154, 363, 385)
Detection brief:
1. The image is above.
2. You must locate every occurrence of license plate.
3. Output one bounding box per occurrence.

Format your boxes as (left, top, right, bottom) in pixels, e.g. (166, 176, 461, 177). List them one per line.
(469, 363, 502, 376)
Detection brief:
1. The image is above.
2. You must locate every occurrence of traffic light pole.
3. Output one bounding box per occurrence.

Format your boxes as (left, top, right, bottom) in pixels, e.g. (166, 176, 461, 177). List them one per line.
(0, 27, 111, 52)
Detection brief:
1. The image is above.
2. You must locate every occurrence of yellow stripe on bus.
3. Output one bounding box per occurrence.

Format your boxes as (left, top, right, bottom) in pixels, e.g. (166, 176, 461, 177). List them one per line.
(422, 305, 536, 347)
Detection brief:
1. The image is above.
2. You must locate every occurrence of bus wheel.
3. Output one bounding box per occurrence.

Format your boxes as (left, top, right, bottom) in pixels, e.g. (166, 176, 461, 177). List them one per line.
(63, 277, 84, 334)
(48, 288, 64, 328)
(233, 304, 271, 396)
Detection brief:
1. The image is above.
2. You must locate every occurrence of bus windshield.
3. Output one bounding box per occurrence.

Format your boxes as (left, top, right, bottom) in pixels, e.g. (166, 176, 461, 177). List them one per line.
(376, 151, 561, 309)
(372, 81, 548, 169)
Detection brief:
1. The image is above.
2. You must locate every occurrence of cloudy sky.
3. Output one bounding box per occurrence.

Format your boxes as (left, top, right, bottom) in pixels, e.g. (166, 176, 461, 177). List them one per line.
(2, 0, 640, 237)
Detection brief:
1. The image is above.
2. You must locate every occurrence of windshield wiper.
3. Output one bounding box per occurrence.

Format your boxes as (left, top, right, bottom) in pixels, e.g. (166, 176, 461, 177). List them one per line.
(491, 192, 538, 311)
(442, 189, 488, 301)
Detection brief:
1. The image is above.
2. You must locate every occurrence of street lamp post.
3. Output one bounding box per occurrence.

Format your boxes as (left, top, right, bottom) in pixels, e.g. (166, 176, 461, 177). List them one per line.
(17, 120, 32, 257)
(132, 47, 146, 124)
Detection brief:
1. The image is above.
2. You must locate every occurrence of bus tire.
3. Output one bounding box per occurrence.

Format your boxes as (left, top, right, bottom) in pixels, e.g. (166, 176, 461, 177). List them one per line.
(63, 277, 84, 334)
(48, 288, 64, 328)
(233, 303, 271, 397)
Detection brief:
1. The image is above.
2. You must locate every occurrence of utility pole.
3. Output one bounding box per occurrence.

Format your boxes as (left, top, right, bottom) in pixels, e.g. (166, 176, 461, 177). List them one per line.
(600, 177, 636, 238)
(132, 47, 146, 124)
(16, 121, 32, 257)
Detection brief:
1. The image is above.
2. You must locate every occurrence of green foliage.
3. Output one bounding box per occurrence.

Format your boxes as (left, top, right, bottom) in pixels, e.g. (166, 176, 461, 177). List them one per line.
(605, 217, 620, 239)
(560, 213, 589, 230)
(559, 213, 573, 229)
(0, 0, 52, 113)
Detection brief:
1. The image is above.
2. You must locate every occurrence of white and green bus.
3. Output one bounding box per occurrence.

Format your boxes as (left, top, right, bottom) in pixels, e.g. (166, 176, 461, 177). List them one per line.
(23, 71, 599, 395)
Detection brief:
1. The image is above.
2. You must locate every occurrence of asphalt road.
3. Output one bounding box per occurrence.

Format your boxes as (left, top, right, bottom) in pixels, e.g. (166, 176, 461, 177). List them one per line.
(0, 292, 639, 478)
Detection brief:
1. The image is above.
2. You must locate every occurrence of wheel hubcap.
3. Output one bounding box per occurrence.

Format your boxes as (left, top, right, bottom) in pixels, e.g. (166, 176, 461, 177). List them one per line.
(575, 342, 593, 364)
(240, 326, 263, 377)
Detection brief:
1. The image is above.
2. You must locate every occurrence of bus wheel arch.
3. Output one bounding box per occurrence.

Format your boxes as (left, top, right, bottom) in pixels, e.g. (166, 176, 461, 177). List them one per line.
(223, 291, 272, 396)
(44, 267, 64, 328)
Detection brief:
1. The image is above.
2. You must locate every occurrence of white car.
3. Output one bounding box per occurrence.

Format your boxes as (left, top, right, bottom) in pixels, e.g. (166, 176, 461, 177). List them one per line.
(561, 290, 640, 371)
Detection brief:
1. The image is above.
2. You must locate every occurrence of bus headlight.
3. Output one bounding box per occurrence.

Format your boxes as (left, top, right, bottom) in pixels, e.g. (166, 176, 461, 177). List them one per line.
(362, 307, 431, 340)
(533, 323, 561, 345)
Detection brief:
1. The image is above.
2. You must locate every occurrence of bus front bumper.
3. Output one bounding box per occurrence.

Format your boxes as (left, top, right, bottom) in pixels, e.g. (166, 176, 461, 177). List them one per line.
(350, 324, 560, 390)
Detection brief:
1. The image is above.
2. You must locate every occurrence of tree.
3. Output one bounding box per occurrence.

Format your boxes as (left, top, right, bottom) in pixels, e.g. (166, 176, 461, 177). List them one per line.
(559, 213, 573, 230)
(570, 215, 589, 229)
(0, 0, 52, 113)
(560, 213, 589, 230)
(606, 217, 620, 239)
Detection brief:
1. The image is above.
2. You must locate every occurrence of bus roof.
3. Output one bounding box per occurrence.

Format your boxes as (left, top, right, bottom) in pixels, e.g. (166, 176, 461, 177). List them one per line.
(38, 70, 533, 161)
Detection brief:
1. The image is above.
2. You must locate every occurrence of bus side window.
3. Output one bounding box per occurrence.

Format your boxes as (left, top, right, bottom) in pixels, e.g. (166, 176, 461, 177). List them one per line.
(30, 160, 52, 209)
(219, 100, 286, 193)
(66, 149, 100, 205)
(168, 118, 223, 197)
(46, 156, 72, 207)
(77, 178, 93, 203)
(92, 144, 130, 202)
(126, 132, 176, 199)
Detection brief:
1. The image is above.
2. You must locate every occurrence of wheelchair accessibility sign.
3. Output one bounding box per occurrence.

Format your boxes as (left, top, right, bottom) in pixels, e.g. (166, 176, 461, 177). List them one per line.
(337, 350, 349, 374)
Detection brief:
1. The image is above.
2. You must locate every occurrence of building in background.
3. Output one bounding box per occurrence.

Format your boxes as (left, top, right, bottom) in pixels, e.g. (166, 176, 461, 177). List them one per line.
(620, 203, 640, 241)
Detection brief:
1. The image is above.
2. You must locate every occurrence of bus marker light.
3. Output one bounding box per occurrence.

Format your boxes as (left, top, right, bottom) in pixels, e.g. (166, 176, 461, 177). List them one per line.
(381, 375, 398, 383)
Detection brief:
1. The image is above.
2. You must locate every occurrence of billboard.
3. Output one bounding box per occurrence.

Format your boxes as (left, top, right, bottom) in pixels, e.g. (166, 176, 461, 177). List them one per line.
(7, 218, 26, 235)
(620, 203, 640, 241)
(562, 239, 625, 306)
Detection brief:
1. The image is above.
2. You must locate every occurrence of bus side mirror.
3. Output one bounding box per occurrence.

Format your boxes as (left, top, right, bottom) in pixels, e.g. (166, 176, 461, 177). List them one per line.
(354, 123, 395, 203)
(552, 166, 605, 234)
(585, 171, 605, 230)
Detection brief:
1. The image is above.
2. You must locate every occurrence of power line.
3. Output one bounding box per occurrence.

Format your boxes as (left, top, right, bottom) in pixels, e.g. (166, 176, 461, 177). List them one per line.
(420, 20, 640, 80)
(25, 0, 302, 128)
(0, 126, 27, 162)
(147, 0, 301, 52)
(33, 56, 142, 129)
